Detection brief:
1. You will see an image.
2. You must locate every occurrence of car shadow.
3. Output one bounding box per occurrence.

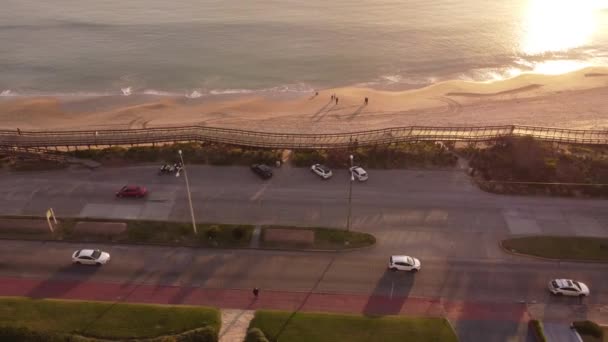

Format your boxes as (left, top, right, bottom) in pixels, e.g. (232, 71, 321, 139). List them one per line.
(27, 263, 101, 299)
(362, 269, 415, 316)
(441, 259, 530, 342)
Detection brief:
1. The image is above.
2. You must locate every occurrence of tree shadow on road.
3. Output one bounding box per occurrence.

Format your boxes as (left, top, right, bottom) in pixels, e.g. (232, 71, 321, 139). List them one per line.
(27, 263, 101, 299)
(362, 269, 415, 316)
(271, 255, 337, 341)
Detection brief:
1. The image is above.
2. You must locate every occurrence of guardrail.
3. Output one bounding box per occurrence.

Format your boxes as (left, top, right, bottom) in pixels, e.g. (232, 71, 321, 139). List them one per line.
(0, 125, 607, 150)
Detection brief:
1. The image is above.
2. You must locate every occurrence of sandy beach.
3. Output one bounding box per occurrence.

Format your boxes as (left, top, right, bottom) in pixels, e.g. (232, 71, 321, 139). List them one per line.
(1, 67, 607, 133)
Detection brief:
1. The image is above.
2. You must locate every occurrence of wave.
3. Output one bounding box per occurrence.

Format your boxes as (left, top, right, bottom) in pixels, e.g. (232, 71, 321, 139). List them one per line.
(0, 90, 17, 97)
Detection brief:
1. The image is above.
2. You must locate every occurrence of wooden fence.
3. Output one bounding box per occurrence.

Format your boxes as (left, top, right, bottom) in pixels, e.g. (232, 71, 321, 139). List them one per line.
(0, 125, 607, 150)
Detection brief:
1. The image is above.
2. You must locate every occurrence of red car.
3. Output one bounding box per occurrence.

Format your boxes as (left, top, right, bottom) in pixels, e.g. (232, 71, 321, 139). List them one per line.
(116, 185, 147, 198)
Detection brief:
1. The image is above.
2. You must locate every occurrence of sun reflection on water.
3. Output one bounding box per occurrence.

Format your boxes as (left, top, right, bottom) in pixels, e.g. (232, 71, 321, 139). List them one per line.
(521, 0, 599, 56)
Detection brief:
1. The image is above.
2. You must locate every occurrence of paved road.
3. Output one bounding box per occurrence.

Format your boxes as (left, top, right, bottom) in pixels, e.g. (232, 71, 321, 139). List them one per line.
(0, 165, 607, 261)
(1, 165, 607, 341)
(2, 240, 607, 306)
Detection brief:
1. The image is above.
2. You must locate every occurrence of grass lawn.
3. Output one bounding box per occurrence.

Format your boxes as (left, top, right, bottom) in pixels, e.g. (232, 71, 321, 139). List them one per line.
(248, 310, 458, 342)
(261, 226, 376, 250)
(502, 236, 608, 261)
(0, 297, 220, 339)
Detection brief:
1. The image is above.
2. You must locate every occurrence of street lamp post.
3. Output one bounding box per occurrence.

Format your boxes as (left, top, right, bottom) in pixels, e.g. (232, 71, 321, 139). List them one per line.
(177, 150, 197, 234)
(346, 154, 354, 231)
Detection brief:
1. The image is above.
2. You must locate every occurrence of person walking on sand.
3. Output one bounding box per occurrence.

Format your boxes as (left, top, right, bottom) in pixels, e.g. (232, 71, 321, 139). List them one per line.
(365, 97, 368, 105)
(17, 128, 21, 135)
(331, 94, 334, 101)
(253, 287, 259, 298)
(335, 97, 339, 105)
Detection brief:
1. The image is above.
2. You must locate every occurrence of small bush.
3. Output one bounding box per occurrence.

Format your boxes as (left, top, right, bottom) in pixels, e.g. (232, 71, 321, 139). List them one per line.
(529, 320, 547, 342)
(0, 326, 76, 342)
(232, 227, 245, 241)
(205, 226, 220, 240)
(573, 320, 603, 338)
(245, 328, 269, 342)
(176, 326, 217, 342)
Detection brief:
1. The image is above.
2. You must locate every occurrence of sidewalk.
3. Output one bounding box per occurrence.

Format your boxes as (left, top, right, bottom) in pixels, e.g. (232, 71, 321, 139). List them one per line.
(0, 275, 528, 322)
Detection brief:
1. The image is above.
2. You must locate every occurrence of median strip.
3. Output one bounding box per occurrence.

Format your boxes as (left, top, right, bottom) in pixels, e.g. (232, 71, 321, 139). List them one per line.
(0, 217, 375, 251)
(501, 236, 608, 262)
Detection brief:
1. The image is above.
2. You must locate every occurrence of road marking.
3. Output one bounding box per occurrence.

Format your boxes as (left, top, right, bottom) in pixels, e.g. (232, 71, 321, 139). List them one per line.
(390, 281, 394, 299)
(250, 183, 269, 201)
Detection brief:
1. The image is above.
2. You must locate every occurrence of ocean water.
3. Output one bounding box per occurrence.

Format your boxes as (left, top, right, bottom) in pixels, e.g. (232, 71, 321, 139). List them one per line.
(1, 0, 608, 97)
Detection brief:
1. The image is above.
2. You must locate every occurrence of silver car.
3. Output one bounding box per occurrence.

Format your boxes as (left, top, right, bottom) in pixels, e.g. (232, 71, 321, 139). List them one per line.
(548, 279, 589, 297)
(349, 166, 368, 181)
(72, 249, 111, 266)
(311, 164, 333, 179)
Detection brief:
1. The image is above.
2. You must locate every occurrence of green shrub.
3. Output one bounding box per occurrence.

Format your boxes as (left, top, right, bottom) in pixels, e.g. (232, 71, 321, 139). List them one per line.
(573, 320, 603, 338)
(529, 320, 547, 342)
(245, 328, 270, 342)
(176, 326, 217, 342)
(232, 227, 245, 241)
(205, 226, 220, 240)
(0, 326, 77, 342)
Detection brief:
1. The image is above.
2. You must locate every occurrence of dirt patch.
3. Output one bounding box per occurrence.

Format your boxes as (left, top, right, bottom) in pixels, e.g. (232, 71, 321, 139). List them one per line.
(73, 221, 127, 236)
(0, 219, 50, 234)
(264, 228, 314, 245)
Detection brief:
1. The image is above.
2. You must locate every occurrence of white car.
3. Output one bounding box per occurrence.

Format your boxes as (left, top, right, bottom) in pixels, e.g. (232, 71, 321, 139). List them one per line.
(349, 166, 368, 181)
(72, 249, 111, 266)
(548, 279, 589, 297)
(311, 164, 333, 179)
(388, 255, 421, 272)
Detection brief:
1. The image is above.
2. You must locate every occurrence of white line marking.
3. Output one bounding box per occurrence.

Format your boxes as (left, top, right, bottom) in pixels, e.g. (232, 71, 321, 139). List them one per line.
(250, 183, 269, 201)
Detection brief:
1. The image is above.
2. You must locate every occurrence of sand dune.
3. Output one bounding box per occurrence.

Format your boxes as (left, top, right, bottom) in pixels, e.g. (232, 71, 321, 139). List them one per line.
(1, 66, 607, 133)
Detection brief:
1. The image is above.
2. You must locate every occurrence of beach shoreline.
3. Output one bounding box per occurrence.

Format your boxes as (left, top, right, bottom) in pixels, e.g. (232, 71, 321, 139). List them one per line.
(1, 67, 607, 133)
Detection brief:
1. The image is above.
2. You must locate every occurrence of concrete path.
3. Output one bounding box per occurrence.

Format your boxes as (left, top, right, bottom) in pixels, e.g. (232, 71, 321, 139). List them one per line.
(219, 309, 255, 342)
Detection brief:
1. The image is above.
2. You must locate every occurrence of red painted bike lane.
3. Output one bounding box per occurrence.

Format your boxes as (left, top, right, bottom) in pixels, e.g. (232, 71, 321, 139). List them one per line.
(0, 276, 530, 322)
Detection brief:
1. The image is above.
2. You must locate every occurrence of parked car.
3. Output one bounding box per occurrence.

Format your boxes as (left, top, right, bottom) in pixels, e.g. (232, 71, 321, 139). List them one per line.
(349, 166, 368, 181)
(116, 185, 147, 198)
(548, 279, 590, 297)
(388, 255, 421, 272)
(251, 164, 273, 179)
(311, 164, 333, 179)
(72, 249, 111, 265)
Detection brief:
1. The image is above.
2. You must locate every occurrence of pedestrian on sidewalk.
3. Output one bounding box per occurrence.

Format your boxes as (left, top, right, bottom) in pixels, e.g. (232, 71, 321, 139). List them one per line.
(253, 287, 259, 298)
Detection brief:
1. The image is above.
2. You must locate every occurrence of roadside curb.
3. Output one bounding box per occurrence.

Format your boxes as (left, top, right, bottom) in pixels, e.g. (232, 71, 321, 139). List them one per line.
(498, 240, 608, 264)
(0, 236, 375, 254)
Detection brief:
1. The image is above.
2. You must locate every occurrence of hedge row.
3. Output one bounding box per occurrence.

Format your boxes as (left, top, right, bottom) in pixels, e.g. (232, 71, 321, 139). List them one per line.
(528, 320, 547, 342)
(573, 320, 604, 339)
(70, 142, 281, 166)
(0, 326, 217, 342)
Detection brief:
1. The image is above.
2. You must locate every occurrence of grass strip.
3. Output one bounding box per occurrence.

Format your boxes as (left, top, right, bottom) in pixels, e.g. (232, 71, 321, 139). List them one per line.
(502, 236, 608, 261)
(0, 297, 220, 339)
(248, 310, 458, 342)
